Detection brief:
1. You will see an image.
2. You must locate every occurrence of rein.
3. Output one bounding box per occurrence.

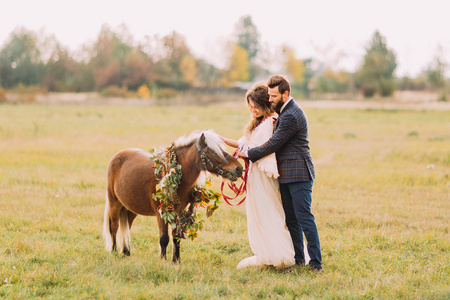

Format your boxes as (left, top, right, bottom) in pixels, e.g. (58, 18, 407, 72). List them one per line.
(195, 139, 232, 176)
(220, 150, 249, 206)
(195, 139, 248, 206)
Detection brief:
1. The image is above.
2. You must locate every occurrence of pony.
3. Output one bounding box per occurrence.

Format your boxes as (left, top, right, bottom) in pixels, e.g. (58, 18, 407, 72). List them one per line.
(103, 129, 243, 262)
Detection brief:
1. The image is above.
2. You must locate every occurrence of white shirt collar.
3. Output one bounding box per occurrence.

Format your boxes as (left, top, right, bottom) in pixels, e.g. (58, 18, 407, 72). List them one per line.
(280, 97, 293, 113)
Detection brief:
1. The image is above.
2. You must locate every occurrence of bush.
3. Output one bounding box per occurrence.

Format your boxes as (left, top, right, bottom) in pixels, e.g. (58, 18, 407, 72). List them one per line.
(396, 76, 427, 91)
(99, 86, 129, 98)
(438, 90, 449, 102)
(316, 69, 352, 94)
(12, 84, 47, 94)
(137, 84, 151, 99)
(362, 84, 376, 98)
(0, 88, 6, 102)
(155, 88, 179, 99)
(380, 78, 396, 97)
(10, 84, 47, 103)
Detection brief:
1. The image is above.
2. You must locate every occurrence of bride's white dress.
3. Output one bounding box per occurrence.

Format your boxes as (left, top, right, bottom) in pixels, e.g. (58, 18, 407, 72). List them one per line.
(237, 116, 310, 268)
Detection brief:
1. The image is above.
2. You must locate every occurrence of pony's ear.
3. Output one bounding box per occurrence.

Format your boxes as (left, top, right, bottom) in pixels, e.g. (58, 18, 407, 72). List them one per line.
(199, 133, 207, 147)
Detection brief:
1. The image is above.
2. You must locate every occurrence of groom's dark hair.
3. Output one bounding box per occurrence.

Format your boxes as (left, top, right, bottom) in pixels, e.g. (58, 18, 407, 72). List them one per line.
(268, 75, 290, 95)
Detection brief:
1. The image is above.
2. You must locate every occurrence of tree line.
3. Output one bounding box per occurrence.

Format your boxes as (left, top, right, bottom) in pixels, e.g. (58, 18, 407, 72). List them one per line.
(0, 16, 447, 100)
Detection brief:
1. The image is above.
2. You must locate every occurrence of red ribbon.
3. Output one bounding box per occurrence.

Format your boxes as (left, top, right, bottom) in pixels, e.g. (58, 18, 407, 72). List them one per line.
(221, 150, 249, 206)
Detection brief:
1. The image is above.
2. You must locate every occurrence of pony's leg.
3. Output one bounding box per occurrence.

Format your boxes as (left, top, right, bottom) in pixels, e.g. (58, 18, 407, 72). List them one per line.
(108, 206, 121, 253)
(116, 207, 132, 256)
(157, 214, 169, 259)
(172, 233, 181, 263)
(105, 190, 122, 253)
(122, 211, 137, 256)
(127, 211, 138, 228)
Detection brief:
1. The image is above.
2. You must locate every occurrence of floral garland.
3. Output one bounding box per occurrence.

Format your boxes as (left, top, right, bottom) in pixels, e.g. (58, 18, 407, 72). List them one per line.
(150, 144, 222, 241)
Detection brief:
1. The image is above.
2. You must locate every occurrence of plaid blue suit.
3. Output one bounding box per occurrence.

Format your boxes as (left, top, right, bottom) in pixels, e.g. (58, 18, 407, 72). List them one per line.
(248, 99, 315, 184)
(248, 99, 322, 269)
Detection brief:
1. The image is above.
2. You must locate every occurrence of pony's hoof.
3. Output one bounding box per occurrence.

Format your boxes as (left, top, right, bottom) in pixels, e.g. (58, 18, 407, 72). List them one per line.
(123, 249, 131, 256)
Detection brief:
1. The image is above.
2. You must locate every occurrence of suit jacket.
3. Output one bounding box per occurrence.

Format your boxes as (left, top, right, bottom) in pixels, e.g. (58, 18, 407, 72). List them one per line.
(248, 99, 315, 184)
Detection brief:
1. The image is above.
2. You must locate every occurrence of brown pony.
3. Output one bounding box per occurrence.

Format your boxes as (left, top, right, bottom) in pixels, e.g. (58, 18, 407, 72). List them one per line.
(103, 129, 243, 262)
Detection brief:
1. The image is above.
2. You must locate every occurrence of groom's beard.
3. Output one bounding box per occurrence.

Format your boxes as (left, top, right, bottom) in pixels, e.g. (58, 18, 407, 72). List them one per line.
(272, 100, 284, 114)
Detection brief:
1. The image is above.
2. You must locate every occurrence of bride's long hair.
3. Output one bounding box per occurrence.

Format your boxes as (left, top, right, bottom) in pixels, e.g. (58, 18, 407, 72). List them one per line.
(244, 82, 275, 135)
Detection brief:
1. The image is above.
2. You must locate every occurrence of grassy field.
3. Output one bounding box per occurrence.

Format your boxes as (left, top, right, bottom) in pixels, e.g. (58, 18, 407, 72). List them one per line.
(0, 102, 448, 299)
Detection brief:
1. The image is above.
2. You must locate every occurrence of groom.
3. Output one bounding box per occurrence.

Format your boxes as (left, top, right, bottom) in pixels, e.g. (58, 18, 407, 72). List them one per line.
(240, 75, 322, 272)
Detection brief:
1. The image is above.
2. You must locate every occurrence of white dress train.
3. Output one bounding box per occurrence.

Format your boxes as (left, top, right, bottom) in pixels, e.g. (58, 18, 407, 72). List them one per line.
(237, 117, 310, 269)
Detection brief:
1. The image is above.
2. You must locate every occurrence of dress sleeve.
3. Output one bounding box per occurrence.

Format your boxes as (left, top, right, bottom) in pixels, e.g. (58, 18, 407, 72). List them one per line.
(237, 136, 248, 150)
(252, 117, 279, 179)
(257, 153, 279, 179)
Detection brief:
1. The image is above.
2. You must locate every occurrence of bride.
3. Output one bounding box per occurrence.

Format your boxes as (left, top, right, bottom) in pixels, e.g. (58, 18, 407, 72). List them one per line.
(222, 82, 309, 268)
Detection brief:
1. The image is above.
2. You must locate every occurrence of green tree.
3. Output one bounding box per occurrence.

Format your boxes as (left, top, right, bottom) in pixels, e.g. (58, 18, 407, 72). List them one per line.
(356, 31, 397, 97)
(425, 48, 446, 90)
(233, 15, 261, 81)
(424, 46, 449, 101)
(195, 59, 225, 89)
(234, 15, 260, 61)
(0, 27, 45, 88)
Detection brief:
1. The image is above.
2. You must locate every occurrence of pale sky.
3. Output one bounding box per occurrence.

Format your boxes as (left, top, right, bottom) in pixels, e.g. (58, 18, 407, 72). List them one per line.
(1, 0, 449, 77)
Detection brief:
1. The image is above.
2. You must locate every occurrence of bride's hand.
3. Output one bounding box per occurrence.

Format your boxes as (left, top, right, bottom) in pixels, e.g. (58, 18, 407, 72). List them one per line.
(236, 149, 248, 158)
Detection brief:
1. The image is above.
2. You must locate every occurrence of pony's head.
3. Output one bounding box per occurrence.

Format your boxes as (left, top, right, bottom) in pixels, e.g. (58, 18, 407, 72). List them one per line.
(175, 130, 243, 181)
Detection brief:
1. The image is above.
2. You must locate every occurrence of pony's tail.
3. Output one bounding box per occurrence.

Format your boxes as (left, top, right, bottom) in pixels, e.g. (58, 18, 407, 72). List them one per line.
(116, 207, 130, 254)
(103, 192, 114, 252)
(102, 191, 130, 254)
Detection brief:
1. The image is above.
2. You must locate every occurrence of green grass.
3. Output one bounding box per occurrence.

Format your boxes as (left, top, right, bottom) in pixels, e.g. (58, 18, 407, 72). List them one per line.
(0, 103, 449, 299)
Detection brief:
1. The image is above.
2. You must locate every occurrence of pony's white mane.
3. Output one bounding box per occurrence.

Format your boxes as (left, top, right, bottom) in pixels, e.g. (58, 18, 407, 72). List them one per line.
(174, 129, 226, 159)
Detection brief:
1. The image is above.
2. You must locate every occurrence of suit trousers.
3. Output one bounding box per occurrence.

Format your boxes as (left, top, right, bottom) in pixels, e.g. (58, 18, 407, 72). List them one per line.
(280, 180, 322, 268)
